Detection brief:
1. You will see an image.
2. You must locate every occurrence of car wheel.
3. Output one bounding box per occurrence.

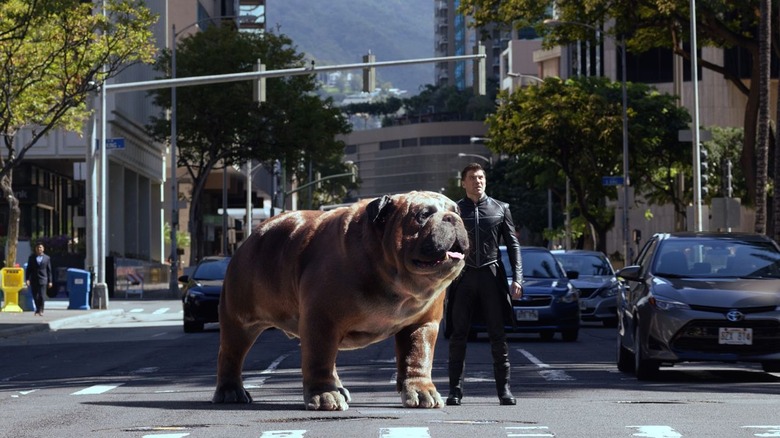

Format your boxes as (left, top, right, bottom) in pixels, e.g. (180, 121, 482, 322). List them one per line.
(633, 324, 659, 380)
(561, 329, 578, 342)
(616, 331, 634, 373)
(762, 361, 780, 373)
(539, 330, 555, 341)
(183, 320, 204, 333)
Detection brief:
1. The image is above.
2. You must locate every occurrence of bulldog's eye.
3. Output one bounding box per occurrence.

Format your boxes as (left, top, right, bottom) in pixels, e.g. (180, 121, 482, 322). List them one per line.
(416, 207, 436, 223)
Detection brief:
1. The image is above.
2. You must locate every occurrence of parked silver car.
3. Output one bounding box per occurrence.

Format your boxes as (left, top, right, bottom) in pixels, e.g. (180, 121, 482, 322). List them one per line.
(616, 232, 780, 380)
(552, 250, 622, 327)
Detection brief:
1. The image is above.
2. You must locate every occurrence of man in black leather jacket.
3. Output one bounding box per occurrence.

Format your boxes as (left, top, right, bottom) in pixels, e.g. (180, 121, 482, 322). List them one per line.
(446, 162, 523, 406)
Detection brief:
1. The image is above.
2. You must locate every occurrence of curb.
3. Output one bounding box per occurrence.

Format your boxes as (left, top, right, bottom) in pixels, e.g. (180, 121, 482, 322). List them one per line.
(0, 309, 126, 338)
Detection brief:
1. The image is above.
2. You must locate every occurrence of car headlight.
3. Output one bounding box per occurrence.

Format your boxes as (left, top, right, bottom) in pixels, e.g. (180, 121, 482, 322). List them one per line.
(649, 295, 690, 311)
(186, 290, 205, 299)
(600, 284, 621, 298)
(557, 285, 579, 303)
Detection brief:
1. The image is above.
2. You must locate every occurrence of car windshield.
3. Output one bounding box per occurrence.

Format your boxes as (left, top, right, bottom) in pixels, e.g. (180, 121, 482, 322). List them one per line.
(193, 258, 230, 281)
(555, 253, 613, 276)
(653, 239, 780, 278)
(504, 250, 565, 279)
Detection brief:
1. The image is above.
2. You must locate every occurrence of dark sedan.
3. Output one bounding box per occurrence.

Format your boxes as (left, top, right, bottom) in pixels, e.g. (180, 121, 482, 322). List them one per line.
(616, 232, 780, 379)
(466, 246, 580, 341)
(180, 256, 230, 333)
(553, 249, 622, 327)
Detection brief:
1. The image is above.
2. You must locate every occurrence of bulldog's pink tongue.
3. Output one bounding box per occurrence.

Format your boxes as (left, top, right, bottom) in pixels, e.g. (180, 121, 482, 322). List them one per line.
(447, 251, 464, 260)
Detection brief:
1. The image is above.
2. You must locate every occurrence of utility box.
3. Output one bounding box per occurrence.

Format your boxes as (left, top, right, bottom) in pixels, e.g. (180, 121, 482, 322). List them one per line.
(67, 268, 91, 310)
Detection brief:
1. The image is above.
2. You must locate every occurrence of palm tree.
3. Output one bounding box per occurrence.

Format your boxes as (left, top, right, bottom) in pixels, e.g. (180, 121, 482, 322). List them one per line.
(755, 0, 771, 234)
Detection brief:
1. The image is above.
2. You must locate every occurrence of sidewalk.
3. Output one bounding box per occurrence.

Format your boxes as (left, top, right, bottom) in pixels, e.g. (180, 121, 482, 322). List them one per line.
(0, 287, 177, 339)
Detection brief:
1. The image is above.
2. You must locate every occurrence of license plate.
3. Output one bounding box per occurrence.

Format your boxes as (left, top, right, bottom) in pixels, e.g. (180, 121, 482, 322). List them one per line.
(516, 309, 538, 321)
(719, 327, 753, 345)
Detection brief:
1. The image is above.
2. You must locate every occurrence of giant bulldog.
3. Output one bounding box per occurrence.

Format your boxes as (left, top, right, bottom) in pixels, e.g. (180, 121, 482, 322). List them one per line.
(212, 191, 468, 411)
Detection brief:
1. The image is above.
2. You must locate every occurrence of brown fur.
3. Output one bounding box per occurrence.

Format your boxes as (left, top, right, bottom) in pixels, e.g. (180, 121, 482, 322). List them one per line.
(211, 191, 468, 411)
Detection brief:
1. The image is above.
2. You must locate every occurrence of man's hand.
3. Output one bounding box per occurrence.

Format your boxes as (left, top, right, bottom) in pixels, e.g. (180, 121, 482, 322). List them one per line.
(510, 281, 522, 299)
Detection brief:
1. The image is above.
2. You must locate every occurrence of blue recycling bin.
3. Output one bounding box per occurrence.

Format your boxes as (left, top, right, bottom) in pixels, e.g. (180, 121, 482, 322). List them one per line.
(67, 268, 91, 310)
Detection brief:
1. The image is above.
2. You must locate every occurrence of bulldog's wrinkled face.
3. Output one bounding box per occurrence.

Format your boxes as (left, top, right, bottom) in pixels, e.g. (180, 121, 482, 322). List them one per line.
(369, 191, 468, 277)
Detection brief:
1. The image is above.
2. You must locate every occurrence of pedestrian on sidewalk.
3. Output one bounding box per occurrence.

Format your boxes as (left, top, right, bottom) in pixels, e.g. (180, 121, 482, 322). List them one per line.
(25, 242, 53, 316)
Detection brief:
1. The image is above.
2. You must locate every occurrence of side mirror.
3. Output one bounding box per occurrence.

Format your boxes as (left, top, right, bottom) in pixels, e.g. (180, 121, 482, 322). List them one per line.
(566, 270, 579, 280)
(617, 265, 641, 282)
(178, 275, 189, 283)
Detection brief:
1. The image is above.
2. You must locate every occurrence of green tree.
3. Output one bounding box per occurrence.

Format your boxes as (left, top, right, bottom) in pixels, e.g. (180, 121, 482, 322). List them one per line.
(147, 25, 351, 263)
(487, 77, 690, 254)
(459, 0, 774, 207)
(0, 0, 156, 266)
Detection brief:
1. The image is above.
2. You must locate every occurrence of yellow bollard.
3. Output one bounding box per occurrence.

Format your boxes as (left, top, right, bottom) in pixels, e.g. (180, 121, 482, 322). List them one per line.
(1, 267, 25, 313)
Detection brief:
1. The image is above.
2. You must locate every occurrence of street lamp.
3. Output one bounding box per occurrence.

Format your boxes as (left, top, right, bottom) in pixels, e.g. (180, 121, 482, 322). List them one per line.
(507, 72, 544, 86)
(545, 19, 631, 263)
(169, 14, 256, 295)
(458, 152, 492, 166)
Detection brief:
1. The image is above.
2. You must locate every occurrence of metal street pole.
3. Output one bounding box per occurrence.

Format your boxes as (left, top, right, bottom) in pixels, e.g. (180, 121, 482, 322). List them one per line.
(169, 23, 178, 296)
(545, 19, 631, 261)
(690, 0, 703, 231)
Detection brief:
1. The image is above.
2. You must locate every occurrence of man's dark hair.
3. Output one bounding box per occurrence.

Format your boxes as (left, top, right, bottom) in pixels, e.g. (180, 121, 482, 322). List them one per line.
(461, 163, 484, 181)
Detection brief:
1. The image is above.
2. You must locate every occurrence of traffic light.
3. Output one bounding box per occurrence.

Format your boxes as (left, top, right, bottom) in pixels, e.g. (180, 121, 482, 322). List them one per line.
(362, 52, 375, 92)
(722, 158, 733, 197)
(253, 59, 266, 103)
(699, 144, 709, 197)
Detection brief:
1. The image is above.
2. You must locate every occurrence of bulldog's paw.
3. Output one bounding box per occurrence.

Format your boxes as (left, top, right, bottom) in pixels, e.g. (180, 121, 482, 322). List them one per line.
(212, 383, 253, 404)
(400, 381, 443, 408)
(305, 387, 350, 411)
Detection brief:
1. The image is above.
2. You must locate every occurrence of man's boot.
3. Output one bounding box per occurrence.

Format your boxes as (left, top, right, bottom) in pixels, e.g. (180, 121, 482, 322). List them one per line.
(446, 361, 464, 406)
(494, 363, 516, 406)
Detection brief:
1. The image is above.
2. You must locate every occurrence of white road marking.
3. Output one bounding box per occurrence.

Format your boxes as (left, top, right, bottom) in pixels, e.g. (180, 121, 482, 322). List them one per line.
(132, 367, 159, 374)
(153, 308, 170, 315)
(517, 349, 575, 381)
(259, 431, 306, 437)
(71, 384, 122, 395)
(130, 308, 144, 313)
(142, 434, 189, 438)
(244, 353, 291, 388)
(379, 427, 430, 438)
(627, 426, 682, 437)
(743, 426, 780, 437)
(506, 426, 555, 437)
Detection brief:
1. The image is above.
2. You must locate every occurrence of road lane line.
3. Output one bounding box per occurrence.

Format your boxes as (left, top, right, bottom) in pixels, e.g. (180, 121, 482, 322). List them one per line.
(153, 308, 170, 315)
(244, 353, 291, 388)
(517, 349, 574, 381)
(627, 426, 682, 437)
(71, 384, 123, 395)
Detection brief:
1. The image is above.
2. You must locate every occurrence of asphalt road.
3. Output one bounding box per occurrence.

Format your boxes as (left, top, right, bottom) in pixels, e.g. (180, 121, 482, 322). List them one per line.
(1, 300, 779, 438)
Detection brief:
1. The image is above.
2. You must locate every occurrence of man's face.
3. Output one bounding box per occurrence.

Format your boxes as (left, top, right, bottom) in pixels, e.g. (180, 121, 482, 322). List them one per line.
(36, 245, 44, 255)
(462, 169, 486, 198)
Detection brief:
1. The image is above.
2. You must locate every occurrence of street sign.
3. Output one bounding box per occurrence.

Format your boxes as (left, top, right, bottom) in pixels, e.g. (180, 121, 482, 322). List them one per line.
(602, 176, 625, 186)
(95, 137, 125, 150)
(106, 137, 125, 149)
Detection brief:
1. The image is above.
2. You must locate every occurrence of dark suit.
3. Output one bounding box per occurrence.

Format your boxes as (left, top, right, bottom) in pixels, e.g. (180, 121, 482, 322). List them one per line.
(26, 253, 53, 313)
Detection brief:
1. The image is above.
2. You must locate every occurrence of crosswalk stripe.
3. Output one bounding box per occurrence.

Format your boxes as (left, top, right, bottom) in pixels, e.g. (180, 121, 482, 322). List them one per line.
(627, 425, 682, 437)
(152, 308, 170, 315)
(259, 431, 306, 437)
(517, 348, 575, 381)
(506, 426, 554, 437)
(71, 384, 122, 395)
(742, 426, 780, 437)
(379, 427, 430, 438)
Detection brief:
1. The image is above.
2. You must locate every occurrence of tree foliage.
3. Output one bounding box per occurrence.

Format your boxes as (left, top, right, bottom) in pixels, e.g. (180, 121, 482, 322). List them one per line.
(147, 25, 351, 262)
(487, 77, 690, 253)
(459, 0, 774, 207)
(0, 0, 156, 266)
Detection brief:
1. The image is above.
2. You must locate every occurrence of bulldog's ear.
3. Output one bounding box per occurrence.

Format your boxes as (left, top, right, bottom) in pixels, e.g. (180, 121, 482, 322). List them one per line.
(367, 195, 393, 224)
